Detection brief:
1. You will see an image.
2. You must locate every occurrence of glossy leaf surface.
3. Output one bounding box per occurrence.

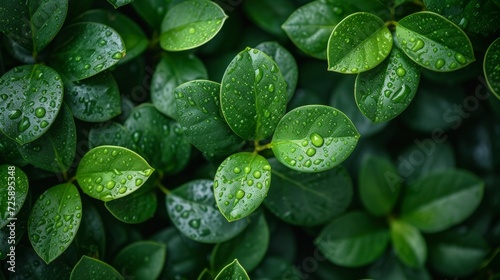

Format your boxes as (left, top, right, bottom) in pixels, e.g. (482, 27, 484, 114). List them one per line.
(111, 241, 166, 280)
(70, 256, 123, 280)
(105, 190, 157, 224)
(214, 259, 250, 280)
(390, 219, 427, 268)
(29, 0, 68, 53)
(484, 37, 500, 100)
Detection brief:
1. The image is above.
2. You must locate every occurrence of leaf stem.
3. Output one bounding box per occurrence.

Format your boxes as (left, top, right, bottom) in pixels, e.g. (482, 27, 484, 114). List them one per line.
(254, 141, 272, 152)
(157, 183, 171, 195)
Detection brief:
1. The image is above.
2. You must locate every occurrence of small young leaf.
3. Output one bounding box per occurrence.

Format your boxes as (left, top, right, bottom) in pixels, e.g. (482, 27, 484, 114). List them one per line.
(390, 219, 427, 268)
(107, 0, 134, 9)
(484, 37, 500, 100)
(400, 170, 484, 232)
(70, 256, 124, 280)
(0, 64, 63, 145)
(160, 0, 228, 51)
(214, 152, 272, 222)
(29, 0, 68, 53)
(105, 190, 157, 224)
(396, 11, 475, 72)
(315, 211, 389, 267)
(220, 48, 287, 141)
(271, 105, 360, 173)
(264, 158, 352, 226)
(51, 22, 125, 81)
(111, 241, 166, 280)
(28, 183, 82, 264)
(327, 12, 392, 73)
(76, 145, 154, 202)
(88, 122, 133, 149)
(0, 165, 28, 228)
(355, 47, 421, 123)
(214, 259, 250, 280)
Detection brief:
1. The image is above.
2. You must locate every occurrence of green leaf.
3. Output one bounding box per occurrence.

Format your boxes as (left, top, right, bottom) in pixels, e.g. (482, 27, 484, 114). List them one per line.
(19, 103, 76, 173)
(401, 170, 484, 232)
(151, 53, 208, 119)
(64, 72, 121, 122)
(359, 155, 401, 216)
(12, 245, 72, 279)
(282, 0, 356, 59)
(368, 252, 432, 280)
(214, 152, 272, 222)
(327, 12, 392, 73)
(243, 0, 294, 39)
(124, 104, 191, 174)
(160, 0, 228, 51)
(396, 11, 475, 72)
(214, 259, 250, 280)
(0, 64, 64, 145)
(0, 165, 28, 228)
(0, 134, 28, 166)
(105, 189, 157, 224)
(355, 47, 421, 123)
(51, 22, 125, 81)
(0, 193, 30, 260)
(28, 183, 82, 264)
(0, 0, 31, 50)
(174, 80, 244, 157)
(315, 211, 389, 267)
(220, 47, 287, 141)
(484, 37, 500, 100)
(166, 179, 249, 243)
(131, 0, 173, 29)
(390, 219, 427, 268)
(73, 200, 105, 260)
(29, 0, 68, 53)
(271, 105, 360, 173)
(88, 122, 133, 149)
(70, 256, 124, 280)
(111, 241, 166, 280)
(107, 0, 134, 8)
(76, 145, 154, 202)
(264, 158, 352, 226)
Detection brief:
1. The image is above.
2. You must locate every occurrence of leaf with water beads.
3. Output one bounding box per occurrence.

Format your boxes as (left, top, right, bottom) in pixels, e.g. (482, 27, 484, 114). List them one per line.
(214, 152, 272, 222)
(76, 145, 154, 202)
(396, 11, 475, 72)
(484, 37, 500, 100)
(214, 259, 250, 280)
(327, 12, 392, 74)
(0, 64, 63, 145)
(28, 183, 82, 264)
(107, 0, 134, 9)
(111, 241, 166, 280)
(70, 256, 123, 280)
(105, 189, 157, 224)
(271, 105, 360, 173)
(0, 165, 28, 228)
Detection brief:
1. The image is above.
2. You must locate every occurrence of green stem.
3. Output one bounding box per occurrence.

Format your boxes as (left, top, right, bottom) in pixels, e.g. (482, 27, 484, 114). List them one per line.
(157, 183, 171, 195)
(254, 141, 272, 152)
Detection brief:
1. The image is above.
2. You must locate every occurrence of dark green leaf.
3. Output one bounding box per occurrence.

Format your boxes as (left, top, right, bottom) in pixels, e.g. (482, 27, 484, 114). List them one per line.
(11, 245, 72, 279)
(243, 0, 294, 39)
(271, 105, 360, 172)
(131, 0, 173, 28)
(355, 47, 421, 123)
(327, 12, 392, 73)
(160, 0, 228, 51)
(0, 134, 28, 166)
(0, 0, 31, 50)
(214, 259, 250, 280)
(29, 0, 68, 53)
(70, 256, 124, 280)
(73, 200, 105, 260)
(282, 0, 356, 59)
(484, 37, 500, 100)
(265, 158, 352, 226)
(214, 152, 272, 222)
(220, 47, 287, 141)
(0, 165, 28, 228)
(396, 11, 475, 71)
(315, 211, 389, 267)
(76, 145, 154, 201)
(211, 214, 269, 273)
(88, 122, 133, 149)
(401, 170, 484, 232)
(51, 22, 125, 81)
(0, 64, 63, 145)
(368, 252, 432, 280)
(28, 183, 82, 264)
(250, 256, 298, 280)
(166, 179, 249, 243)
(111, 241, 166, 280)
(197, 269, 212, 280)
(0, 192, 30, 260)
(390, 219, 427, 268)
(107, 0, 134, 8)
(106, 189, 157, 224)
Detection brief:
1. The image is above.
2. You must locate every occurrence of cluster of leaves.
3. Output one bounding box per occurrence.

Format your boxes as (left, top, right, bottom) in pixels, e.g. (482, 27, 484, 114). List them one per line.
(1, 0, 500, 279)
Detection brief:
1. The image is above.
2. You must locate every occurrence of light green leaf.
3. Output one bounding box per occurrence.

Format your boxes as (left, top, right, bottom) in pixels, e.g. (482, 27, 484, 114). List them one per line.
(327, 12, 392, 73)
(29, 0, 68, 53)
(271, 105, 360, 173)
(484, 37, 500, 100)
(396, 11, 475, 72)
(214, 259, 250, 280)
(0, 165, 28, 228)
(390, 219, 427, 268)
(70, 256, 124, 280)
(111, 241, 166, 280)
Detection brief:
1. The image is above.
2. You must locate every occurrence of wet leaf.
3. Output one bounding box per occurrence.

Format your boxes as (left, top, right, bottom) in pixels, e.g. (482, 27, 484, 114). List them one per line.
(70, 256, 123, 280)
(73, 200, 105, 260)
(131, 0, 173, 29)
(390, 219, 427, 268)
(111, 241, 166, 280)
(105, 189, 157, 224)
(0, 0, 31, 50)
(29, 0, 68, 53)
(243, 0, 294, 39)
(11, 245, 72, 279)
(214, 259, 250, 280)
(368, 252, 432, 280)
(0, 165, 29, 228)
(88, 122, 133, 149)
(107, 0, 134, 9)
(484, 37, 500, 100)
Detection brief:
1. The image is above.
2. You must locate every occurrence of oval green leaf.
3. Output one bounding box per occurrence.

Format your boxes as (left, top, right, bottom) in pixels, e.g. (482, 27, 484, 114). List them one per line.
(70, 256, 123, 280)
(214, 152, 272, 222)
(160, 0, 228, 51)
(484, 37, 500, 100)
(51, 22, 125, 81)
(400, 170, 484, 232)
(166, 180, 250, 243)
(0, 64, 63, 145)
(221, 47, 287, 141)
(76, 145, 155, 202)
(29, 0, 68, 53)
(0, 1, 31, 50)
(368, 252, 432, 280)
(88, 122, 133, 149)
(315, 211, 389, 267)
(131, 0, 173, 29)
(0, 165, 28, 228)
(390, 219, 427, 268)
(396, 11, 475, 72)
(264, 158, 352, 226)
(271, 105, 360, 173)
(327, 12, 392, 74)
(111, 241, 166, 280)
(355, 47, 421, 123)
(243, 0, 294, 39)
(28, 183, 82, 264)
(73, 200, 105, 259)
(214, 259, 250, 280)
(105, 190, 157, 224)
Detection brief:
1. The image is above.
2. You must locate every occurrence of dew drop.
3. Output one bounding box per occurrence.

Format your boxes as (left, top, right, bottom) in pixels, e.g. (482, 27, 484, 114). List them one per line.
(304, 160, 312, 167)
(435, 59, 445, 69)
(106, 180, 116, 189)
(306, 148, 316, 157)
(18, 117, 30, 132)
(235, 190, 245, 199)
(396, 67, 406, 77)
(233, 167, 241, 174)
(189, 219, 200, 229)
(391, 84, 410, 103)
(112, 52, 123, 59)
(35, 107, 46, 118)
(135, 178, 143, 186)
(253, 171, 261, 179)
(411, 39, 425, 51)
(310, 133, 324, 147)
(8, 109, 22, 119)
(244, 166, 251, 174)
(256, 182, 263, 189)
(255, 68, 263, 83)
(1, 94, 7, 100)
(96, 185, 104, 192)
(455, 53, 466, 64)
(31, 234, 40, 243)
(449, 62, 458, 69)
(118, 187, 127, 194)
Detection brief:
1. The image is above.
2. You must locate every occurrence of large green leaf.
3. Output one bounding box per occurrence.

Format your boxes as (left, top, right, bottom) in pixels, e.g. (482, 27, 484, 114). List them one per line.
(111, 241, 166, 280)
(214, 259, 250, 280)
(484, 37, 500, 100)
(160, 0, 228, 51)
(282, 0, 356, 59)
(220, 47, 287, 141)
(400, 170, 484, 232)
(264, 158, 352, 226)
(0, 165, 28, 228)
(70, 256, 123, 280)
(327, 12, 392, 73)
(271, 105, 360, 173)
(0, 64, 63, 145)
(214, 152, 272, 222)
(390, 219, 427, 268)
(166, 179, 249, 243)
(396, 11, 475, 72)
(76, 145, 154, 202)
(28, 183, 82, 264)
